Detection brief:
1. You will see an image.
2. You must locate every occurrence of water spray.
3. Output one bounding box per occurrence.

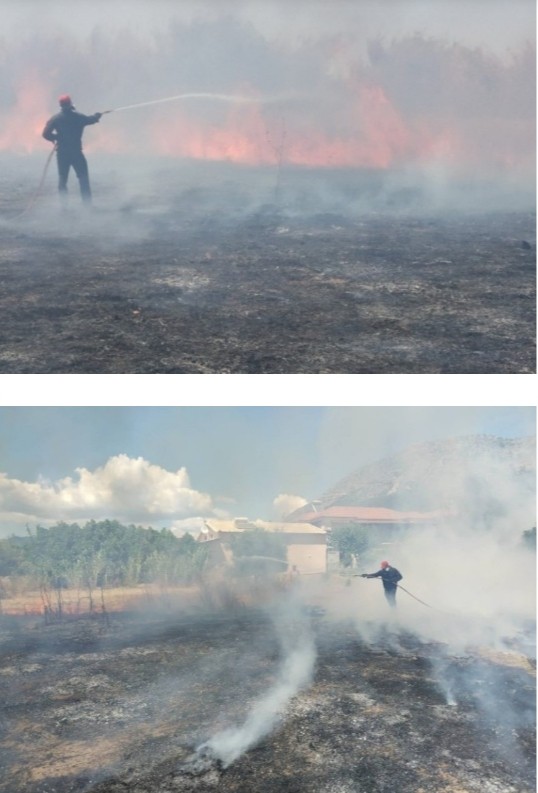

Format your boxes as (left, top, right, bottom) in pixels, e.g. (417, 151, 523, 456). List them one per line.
(102, 91, 288, 114)
(11, 90, 291, 218)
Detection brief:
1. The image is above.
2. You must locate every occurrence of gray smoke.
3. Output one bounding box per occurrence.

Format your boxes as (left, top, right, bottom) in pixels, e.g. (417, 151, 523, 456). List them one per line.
(314, 429, 536, 773)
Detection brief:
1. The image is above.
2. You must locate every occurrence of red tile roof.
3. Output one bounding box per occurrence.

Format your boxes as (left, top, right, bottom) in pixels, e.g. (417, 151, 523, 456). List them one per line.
(293, 506, 442, 524)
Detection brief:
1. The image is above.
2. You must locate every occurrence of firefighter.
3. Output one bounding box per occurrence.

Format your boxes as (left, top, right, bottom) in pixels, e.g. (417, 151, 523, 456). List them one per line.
(42, 95, 103, 203)
(361, 560, 402, 608)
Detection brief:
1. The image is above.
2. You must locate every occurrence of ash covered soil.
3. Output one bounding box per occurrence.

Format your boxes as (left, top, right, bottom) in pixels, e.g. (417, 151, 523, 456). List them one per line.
(0, 157, 535, 373)
(0, 608, 535, 793)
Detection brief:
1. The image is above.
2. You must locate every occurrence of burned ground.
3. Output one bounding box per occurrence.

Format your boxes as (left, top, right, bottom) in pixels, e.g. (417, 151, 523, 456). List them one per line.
(0, 158, 535, 373)
(0, 607, 535, 793)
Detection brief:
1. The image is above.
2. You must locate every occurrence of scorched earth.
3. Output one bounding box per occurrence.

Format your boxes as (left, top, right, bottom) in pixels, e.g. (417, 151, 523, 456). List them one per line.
(0, 156, 535, 373)
(0, 590, 535, 793)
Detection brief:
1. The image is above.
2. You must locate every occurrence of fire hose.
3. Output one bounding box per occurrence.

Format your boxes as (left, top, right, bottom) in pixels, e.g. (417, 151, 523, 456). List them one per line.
(393, 583, 433, 608)
(11, 146, 56, 220)
(348, 574, 436, 609)
(12, 90, 287, 218)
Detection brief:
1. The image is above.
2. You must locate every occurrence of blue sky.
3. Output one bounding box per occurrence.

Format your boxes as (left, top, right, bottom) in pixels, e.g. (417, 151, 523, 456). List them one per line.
(0, 406, 534, 537)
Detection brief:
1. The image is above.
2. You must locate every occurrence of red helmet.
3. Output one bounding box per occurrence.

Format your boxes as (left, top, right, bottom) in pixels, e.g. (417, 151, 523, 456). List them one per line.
(58, 94, 73, 108)
(380, 561, 390, 568)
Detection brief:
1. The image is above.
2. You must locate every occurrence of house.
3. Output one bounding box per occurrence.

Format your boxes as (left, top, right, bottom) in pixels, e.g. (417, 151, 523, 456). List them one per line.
(288, 505, 443, 530)
(197, 517, 328, 575)
(286, 504, 444, 560)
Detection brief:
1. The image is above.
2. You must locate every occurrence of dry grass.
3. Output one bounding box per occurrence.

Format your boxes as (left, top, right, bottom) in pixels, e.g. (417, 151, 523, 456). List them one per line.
(0, 584, 199, 616)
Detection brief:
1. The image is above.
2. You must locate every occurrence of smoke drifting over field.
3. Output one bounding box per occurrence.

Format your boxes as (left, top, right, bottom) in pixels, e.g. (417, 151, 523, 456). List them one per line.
(192, 426, 536, 768)
(0, 424, 534, 779)
(309, 430, 537, 773)
(322, 434, 536, 648)
(0, 0, 535, 212)
(201, 596, 316, 767)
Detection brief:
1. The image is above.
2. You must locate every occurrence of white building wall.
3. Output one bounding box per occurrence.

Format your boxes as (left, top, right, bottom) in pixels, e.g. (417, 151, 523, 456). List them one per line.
(286, 542, 326, 574)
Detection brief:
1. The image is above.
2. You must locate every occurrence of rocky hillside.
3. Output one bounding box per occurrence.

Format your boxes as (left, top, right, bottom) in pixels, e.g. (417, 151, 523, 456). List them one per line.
(320, 434, 535, 525)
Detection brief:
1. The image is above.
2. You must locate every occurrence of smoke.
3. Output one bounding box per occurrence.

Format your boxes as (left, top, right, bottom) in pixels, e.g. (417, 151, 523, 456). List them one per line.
(312, 430, 536, 770)
(0, 2, 534, 213)
(341, 434, 536, 653)
(200, 597, 316, 767)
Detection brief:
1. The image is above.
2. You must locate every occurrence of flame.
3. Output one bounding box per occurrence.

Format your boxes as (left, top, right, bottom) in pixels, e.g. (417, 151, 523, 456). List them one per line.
(140, 84, 421, 168)
(149, 102, 277, 164)
(0, 72, 52, 153)
(0, 75, 533, 176)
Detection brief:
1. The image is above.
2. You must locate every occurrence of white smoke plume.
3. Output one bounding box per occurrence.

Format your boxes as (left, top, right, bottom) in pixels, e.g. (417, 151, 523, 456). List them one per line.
(337, 501, 535, 654)
(200, 601, 316, 767)
(314, 431, 536, 765)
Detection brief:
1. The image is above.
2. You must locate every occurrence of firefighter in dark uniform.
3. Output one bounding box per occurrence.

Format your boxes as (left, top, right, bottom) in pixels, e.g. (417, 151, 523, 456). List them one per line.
(362, 560, 402, 608)
(42, 95, 103, 203)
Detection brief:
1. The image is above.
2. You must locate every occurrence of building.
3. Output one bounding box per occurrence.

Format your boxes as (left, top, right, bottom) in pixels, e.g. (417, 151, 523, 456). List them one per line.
(286, 504, 444, 564)
(288, 505, 443, 531)
(198, 517, 328, 575)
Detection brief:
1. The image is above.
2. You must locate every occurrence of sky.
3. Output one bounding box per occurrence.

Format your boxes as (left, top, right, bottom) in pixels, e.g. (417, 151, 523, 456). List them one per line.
(0, 406, 534, 537)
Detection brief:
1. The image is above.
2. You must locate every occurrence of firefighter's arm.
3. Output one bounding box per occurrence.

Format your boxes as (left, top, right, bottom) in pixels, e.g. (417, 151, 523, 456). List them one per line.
(83, 112, 102, 126)
(42, 119, 57, 143)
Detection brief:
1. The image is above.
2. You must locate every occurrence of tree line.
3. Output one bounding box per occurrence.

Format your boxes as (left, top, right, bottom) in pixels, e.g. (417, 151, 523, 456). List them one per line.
(0, 520, 208, 619)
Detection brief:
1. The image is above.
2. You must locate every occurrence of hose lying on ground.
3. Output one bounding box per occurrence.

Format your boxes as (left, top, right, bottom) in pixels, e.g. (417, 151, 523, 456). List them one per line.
(12, 90, 291, 218)
(11, 146, 56, 220)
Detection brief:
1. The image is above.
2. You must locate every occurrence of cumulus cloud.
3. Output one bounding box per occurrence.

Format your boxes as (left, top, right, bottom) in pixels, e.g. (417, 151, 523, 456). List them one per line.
(169, 515, 232, 537)
(0, 454, 214, 531)
(272, 493, 308, 519)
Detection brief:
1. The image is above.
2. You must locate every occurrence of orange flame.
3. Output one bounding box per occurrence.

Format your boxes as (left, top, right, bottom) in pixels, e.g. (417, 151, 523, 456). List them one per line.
(0, 73, 52, 153)
(0, 76, 533, 176)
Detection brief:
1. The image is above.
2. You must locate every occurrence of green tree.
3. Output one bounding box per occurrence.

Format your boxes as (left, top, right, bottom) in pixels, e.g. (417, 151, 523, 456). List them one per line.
(331, 525, 371, 568)
(1, 520, 208, 609)
(0, 536, 26, 575)
(231, 529, 288, 576)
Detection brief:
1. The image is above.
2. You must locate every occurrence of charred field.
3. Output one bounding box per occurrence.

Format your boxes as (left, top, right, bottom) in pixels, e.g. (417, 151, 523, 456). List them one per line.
(0, 603, 535, 793)
(0, 156, 535, 373)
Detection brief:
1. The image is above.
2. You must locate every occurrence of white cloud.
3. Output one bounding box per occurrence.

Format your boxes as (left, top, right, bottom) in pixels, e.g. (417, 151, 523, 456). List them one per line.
(169, 516, 207, 537)
(272, 493, 308, 519)
(0, 454, 214, 532)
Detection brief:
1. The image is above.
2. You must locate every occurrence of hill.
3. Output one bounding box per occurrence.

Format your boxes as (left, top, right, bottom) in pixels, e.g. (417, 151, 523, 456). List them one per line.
(309, 434, 535, 530)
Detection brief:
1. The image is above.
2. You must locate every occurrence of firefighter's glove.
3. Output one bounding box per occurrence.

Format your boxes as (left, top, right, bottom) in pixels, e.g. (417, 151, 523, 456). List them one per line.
(95, 112, 102, 120)
(361, 574, 368, 578)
